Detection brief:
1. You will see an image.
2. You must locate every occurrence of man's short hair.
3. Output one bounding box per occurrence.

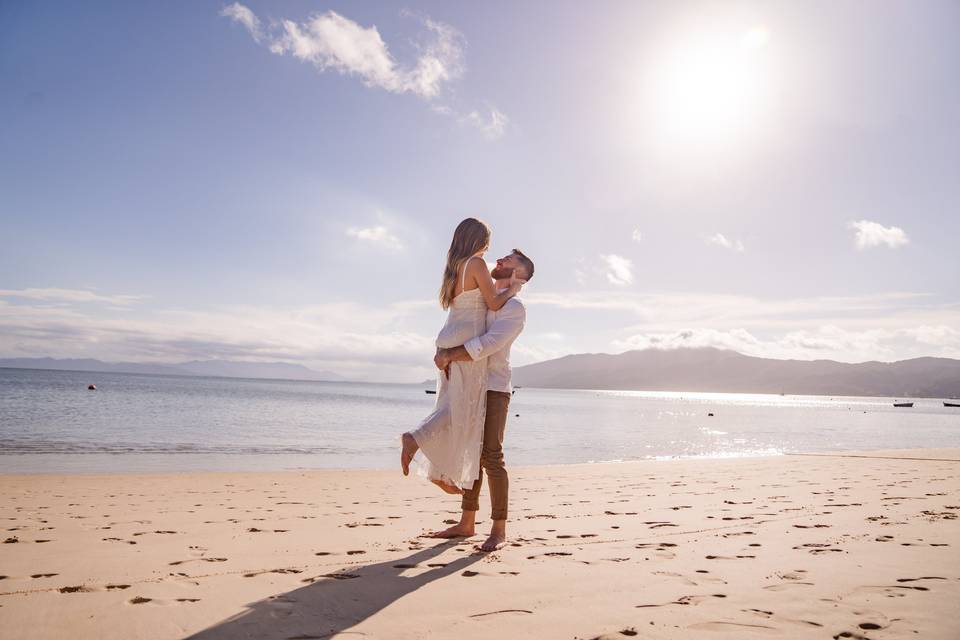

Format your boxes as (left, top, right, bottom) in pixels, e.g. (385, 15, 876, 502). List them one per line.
(512, 248, 535, 281)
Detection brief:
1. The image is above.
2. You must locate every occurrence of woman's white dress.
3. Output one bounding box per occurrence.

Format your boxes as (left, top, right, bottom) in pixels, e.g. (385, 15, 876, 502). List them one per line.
(410, 282, 488, 490)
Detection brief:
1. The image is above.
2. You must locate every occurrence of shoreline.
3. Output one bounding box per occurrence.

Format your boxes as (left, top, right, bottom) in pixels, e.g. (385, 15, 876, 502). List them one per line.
(5, 364, 960, 401)
(3, 446, 959, 477)
(2, 448, 958, 638)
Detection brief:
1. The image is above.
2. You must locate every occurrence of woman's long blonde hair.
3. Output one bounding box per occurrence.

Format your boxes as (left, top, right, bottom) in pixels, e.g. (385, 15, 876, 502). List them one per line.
(439, 218, 491, 309)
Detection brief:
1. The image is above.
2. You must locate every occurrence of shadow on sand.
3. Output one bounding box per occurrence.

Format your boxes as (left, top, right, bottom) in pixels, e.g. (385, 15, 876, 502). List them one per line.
(186, 541, 483, 639)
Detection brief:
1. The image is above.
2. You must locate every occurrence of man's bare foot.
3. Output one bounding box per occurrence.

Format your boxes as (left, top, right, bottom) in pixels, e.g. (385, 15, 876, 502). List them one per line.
(400, 433, 418, 476)
(431, 478, 464, 495)
(478, 534, 506, 552)
(428, 523, 476, 538)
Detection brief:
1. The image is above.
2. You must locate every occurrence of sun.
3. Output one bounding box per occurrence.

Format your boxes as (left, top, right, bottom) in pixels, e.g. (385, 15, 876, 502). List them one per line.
(647, 25, 772, 148)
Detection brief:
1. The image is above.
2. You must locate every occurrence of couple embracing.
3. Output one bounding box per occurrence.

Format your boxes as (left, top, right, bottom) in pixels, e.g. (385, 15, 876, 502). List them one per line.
(400, 218, 535, 552)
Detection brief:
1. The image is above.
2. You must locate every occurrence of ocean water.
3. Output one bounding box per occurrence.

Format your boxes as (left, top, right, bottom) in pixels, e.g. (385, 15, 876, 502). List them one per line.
(1, 367, 958, 473)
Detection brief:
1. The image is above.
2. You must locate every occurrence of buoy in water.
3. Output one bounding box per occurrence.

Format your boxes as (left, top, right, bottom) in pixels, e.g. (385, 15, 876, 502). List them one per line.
(87, 384, 96, 390)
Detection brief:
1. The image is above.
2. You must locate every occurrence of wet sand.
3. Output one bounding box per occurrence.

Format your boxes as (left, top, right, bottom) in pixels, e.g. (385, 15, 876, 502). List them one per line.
(1, 449, 958, 639)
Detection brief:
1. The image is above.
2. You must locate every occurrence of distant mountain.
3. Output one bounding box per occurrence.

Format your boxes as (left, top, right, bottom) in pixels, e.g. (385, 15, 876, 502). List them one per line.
(0, 357, 346, 382)
(512, 347, 960, 398)
(174, 360, 345, 381)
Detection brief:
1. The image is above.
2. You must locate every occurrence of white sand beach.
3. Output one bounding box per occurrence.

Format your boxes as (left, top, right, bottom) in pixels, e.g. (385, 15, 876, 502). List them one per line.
(1, 450, 958, 639)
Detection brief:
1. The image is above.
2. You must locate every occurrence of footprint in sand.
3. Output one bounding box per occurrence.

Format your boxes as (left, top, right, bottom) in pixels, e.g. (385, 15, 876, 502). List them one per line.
(468, 609, 532, 618)
(58, 585, 91, 593)
(243, 568, 303, 577)
(689, 621, 775, 631)
(318, 572, 359, 580)
(536, 552, 572, 559)
(793, 543, 842, 555)
(897, 576, 946, 582)
(763, 582, 815, 591)
(636, 593, 727, 608)
(102, 537, 136, 545)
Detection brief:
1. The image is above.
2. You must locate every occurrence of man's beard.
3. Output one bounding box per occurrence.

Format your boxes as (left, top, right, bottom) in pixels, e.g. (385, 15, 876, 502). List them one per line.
(490, 266, 513, 280)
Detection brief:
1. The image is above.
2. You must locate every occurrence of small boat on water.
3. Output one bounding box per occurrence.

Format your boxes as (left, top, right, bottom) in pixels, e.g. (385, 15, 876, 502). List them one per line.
(945, 401, 960, 408)
(425, 389, 437, 395)
(893, 402, 914, 408)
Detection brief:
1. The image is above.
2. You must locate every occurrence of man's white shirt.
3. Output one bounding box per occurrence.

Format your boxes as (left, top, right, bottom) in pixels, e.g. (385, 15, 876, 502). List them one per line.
(463, 294, 525, 393)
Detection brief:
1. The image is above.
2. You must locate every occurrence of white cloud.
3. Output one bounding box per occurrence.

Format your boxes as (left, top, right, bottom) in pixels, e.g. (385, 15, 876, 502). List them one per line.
(600, 254, 634, 286)
(522, 290, 960, 361)
(220, 2, 262, 42)
(611, 324, 960, 363)
(632, 229, 643, 243)
(222, 5, 509, 140)
(707, 233, 745, 252)
(346, 225, 404, 251)
(0, 288, 145, 306)
(224, 4, 462, 100)
(613, 327, 763, 353)
(462, 107, 509, 139)
(849, 219, 909, 250)
(2, 284, 957, 381)
(0, 296, 436, 382)
(524, 290, 941, 329)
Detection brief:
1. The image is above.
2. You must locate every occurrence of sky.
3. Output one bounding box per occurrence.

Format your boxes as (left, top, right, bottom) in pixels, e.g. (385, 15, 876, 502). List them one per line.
(1, 1, 958, 382)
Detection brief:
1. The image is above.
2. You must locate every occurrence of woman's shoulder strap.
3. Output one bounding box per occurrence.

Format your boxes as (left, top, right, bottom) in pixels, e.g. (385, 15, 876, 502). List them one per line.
(462, 256, 479, 289)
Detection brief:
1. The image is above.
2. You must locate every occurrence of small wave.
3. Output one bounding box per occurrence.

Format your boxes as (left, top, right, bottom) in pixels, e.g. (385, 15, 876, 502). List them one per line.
(651, 448, 785, 461)
(0, 440, 340, 456)
(698, 427, 728, 435)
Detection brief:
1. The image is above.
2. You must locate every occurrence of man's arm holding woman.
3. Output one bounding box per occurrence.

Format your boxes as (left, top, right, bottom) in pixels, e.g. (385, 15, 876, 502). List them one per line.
(434, 300, 525, 373)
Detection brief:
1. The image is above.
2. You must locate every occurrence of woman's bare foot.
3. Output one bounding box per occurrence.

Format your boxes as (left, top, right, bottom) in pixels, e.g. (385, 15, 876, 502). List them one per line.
(431, 478, 464, 495)
(478, 533, 506, 552)
(400, 433, 418, 476)
(428, 523, 476, 538)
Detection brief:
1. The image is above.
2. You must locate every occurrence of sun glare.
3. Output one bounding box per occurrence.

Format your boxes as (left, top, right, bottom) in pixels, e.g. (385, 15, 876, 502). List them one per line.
(647, 25, 772, 149)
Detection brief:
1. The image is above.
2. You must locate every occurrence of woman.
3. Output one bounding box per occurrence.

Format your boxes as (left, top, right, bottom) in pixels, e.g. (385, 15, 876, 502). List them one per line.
(400, 218, 523, 493)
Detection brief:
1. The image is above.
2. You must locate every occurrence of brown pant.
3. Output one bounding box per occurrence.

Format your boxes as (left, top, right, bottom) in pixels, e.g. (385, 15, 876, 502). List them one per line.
(461, 390, 510, 520)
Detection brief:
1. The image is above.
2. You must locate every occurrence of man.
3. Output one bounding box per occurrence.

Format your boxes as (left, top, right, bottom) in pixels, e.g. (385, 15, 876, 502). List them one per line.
(429, 249, 534, 552)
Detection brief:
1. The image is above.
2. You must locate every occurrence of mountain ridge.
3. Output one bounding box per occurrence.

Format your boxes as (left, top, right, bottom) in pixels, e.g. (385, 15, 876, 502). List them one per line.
(512, 347, 960, 397)
(0, 357, 346, 382)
